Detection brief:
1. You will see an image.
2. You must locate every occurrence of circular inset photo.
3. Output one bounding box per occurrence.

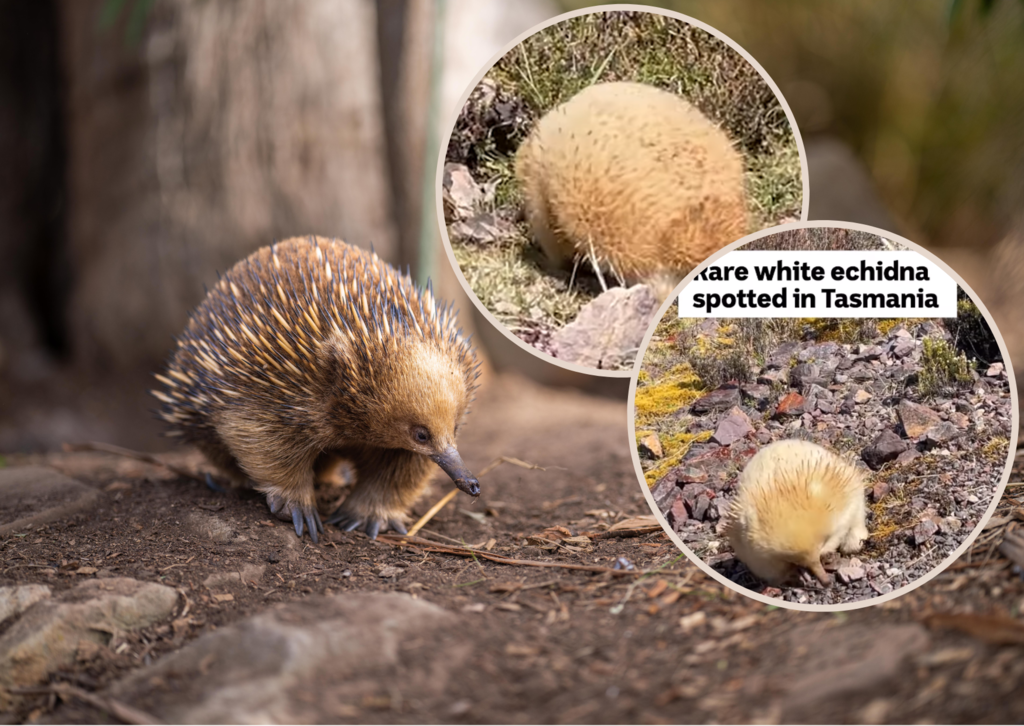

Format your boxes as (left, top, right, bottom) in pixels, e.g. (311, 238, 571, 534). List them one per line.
(439, 6, 807, 374)
(630, 223, 1015, 609)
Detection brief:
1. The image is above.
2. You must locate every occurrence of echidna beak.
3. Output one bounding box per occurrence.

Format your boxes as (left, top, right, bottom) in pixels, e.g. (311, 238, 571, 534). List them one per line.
(809, 560, 830, 586)
(431, 446, 480, 497)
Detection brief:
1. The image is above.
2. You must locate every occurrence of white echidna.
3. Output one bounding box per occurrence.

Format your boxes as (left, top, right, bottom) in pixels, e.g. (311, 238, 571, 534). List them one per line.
(723, 439, 869, 585)
(515, 81, 748, 300)
(153, 235, 481, 542)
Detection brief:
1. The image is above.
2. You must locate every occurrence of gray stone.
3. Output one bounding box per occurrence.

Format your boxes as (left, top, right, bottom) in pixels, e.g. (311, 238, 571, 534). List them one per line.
(789, 363, 820, 388)
(638, 432, 663, 460)
(710, 407, 754, 446)
(107, 593, 468, 724)
(448, 213, 514, 245)
(923, 421, 961, 446)
(913, 519, 939, 546)
(204, 564, 267, 589)
(0, 584, 51, 626)
(691, 385, 741, 414)
(0, 578, 177, 709)
(897, 400, 942, 438)
(551, 285, 657, 369)
(861, 430, 908, 470)
(0, 466, 103, 536)
(441, 163, 482, 221)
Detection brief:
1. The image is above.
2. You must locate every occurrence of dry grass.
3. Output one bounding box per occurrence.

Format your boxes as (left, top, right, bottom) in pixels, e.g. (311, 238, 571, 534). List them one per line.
(446, 9, 803, 353)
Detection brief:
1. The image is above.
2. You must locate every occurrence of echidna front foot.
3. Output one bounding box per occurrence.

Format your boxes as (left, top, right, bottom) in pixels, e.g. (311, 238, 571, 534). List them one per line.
(266, 493, 325, 544)
(325, 506, 407, 540)
(204, 472, 228, 493)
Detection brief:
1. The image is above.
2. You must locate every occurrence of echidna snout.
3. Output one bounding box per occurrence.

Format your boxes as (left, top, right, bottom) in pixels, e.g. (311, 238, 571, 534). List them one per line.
(431, 446, 480, 496)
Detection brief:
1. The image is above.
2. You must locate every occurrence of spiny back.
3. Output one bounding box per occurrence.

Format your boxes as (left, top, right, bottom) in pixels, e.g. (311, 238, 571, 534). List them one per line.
(154, 236, 478, 429)
(732, 440, 865, 552)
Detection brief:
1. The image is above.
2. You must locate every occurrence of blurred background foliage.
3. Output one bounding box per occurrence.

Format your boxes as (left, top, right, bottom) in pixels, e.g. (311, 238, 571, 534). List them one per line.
(568, 0, 1024, 249)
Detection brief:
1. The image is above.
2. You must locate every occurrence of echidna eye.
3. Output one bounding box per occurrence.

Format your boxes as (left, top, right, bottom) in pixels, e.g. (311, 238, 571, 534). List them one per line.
(412, 426, 430, 444)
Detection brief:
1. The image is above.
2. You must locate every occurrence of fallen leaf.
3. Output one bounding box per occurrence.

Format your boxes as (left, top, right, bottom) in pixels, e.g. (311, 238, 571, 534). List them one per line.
(75, 566, 98, 575)
(212, 593, 234, 603)
(608, 515, 660, 532)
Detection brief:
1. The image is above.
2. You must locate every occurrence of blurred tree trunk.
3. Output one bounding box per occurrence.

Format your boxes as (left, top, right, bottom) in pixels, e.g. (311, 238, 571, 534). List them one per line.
(60, 0, 397, 370)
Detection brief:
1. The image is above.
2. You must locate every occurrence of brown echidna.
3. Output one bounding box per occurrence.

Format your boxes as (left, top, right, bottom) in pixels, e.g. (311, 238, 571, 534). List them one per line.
(723, 439, 869, 586)
(153, 235, 481, 543)
(515, 81, 748, 300)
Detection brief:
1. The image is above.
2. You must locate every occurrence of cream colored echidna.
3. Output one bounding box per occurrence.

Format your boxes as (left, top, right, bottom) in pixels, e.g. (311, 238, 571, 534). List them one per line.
(724, 439, 869, 586)
(515, 81, 748, 300)
(153, 236, 481, 543)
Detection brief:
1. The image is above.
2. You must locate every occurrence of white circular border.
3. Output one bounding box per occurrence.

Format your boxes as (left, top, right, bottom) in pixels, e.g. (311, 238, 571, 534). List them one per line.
(628, 219, 1019, 612)
(436, 3, 812, 379)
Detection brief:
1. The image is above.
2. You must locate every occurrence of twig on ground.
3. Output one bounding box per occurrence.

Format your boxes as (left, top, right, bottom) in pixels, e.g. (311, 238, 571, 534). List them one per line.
(11, 683, 161, 725)
(377, 532, 689, 577)
(407, 456, 545, 537)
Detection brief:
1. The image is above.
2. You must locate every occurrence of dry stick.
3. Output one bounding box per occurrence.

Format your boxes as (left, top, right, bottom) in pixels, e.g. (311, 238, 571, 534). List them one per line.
(62, 441, 206, 484)
(406, 456, 545, 537)
(377, 533, 689, 577)
(11, 683, 161, 726)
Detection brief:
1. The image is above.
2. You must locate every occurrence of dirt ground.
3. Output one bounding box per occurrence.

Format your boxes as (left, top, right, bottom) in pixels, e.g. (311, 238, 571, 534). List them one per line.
(3, 374, 1024, 724)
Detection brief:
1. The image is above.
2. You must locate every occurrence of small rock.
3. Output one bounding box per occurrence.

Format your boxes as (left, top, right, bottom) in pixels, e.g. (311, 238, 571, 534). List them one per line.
(0, 585, 51, 626)
(378, 565, 404, 579)
(691, 494, 711, 522)
(985, 362, 1005, 377)
(710, 407, 754, 446)
(638, 433, 663, 460)
(857, 345, 883, 360)
(774, 392, 806, 417)
(853, 389, 873, 404)
(789, 363, 820, 388)
(862, 430, 908, 470)
(837, 565, 866, 583)
(441, 163, 483, 221)
(923, 421, 960, 446)
(551, 285, 657, 369)
(203, 564, 266, 589)
(895, 449, 921, 465)
(913, 519, 939, 546)
(889, 338, 916, 358)
(690, 384, 741, 414)
(740, 383, 771, 411)
(897, 400, 942, 438)
(872, 481, 891, 502)
(448, 213, 513, 244)
(668, 494, 688, 526)
(0, 579, 177, 708)
(949, 412, 970, 428)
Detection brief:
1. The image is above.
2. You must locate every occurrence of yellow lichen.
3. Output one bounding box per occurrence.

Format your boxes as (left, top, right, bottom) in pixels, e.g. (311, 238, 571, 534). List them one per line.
(644, 430, 713, 486)
(634, 364, 704, 427)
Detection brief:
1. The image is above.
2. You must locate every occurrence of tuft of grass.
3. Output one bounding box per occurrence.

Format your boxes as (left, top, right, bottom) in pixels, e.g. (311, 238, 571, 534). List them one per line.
(918, 337, 973, 397)
(644, 430, 715, 485)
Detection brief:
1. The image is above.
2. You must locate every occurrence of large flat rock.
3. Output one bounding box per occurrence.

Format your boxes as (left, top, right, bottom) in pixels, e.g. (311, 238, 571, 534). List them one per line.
(0, 578, 178, 709)
(0, 466, 103, 536)
(108, 592, 470, 723)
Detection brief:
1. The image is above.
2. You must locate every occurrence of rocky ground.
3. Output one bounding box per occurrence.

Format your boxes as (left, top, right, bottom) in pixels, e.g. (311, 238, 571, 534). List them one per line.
(3, 374, 1024, 724)
(639, 319, 1013, 606)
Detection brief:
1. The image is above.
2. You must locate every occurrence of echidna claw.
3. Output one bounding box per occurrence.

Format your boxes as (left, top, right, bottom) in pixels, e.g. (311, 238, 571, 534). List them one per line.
(325, 508, 405, 540)
(266, 495, 324, 544)
(204, 472, 227, 493)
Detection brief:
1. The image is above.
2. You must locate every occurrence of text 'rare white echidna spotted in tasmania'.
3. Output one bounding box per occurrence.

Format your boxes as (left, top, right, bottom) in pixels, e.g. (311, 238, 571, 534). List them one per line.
(724, 439, 870, 586)
(152, 236, 481, 543)
(515, 81, 749, 301)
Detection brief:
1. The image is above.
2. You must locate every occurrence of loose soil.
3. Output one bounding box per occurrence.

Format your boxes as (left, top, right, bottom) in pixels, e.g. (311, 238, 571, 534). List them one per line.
(3, 375, 1024, 724)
